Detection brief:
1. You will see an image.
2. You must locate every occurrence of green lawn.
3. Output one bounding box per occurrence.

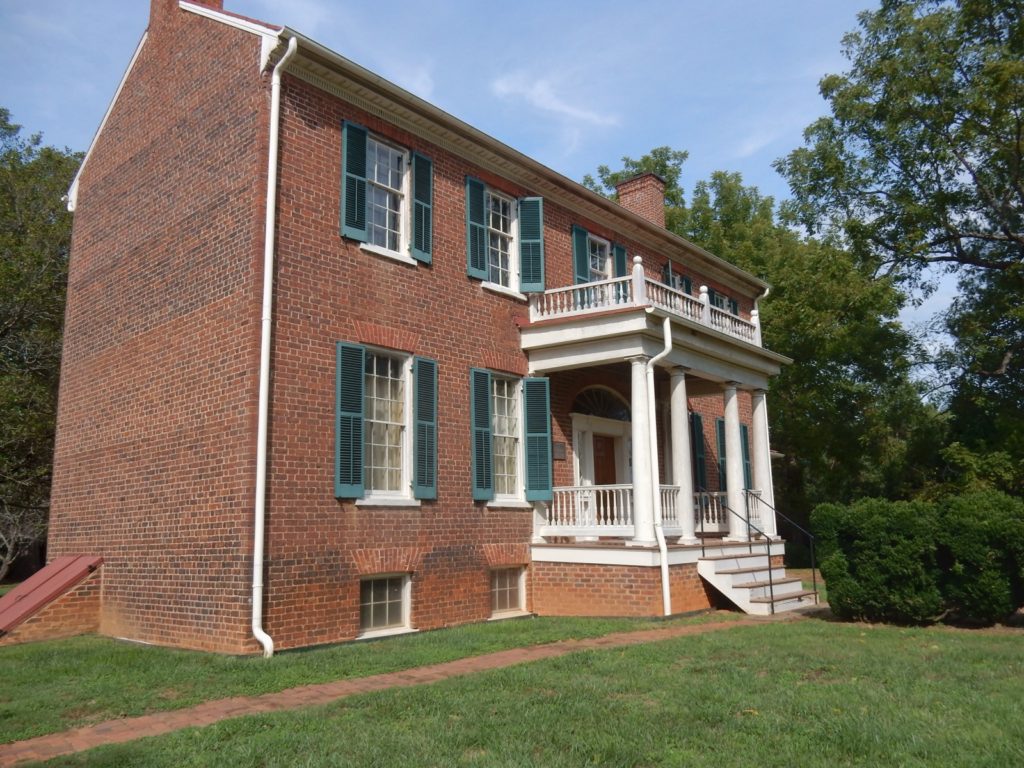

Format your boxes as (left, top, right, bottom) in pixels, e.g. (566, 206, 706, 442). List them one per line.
(0, 582, 17, 597)
(0, 612, 735, 744)
(28, 619, 1024, 767)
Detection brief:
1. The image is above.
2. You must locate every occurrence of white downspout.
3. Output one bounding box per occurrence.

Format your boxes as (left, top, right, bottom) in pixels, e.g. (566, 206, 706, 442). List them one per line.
(646, 314, 673, 616)
(252, 35, 298, 659)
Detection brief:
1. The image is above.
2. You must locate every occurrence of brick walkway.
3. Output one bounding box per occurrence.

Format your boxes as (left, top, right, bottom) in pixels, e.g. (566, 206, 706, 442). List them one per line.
(0, 614, 791, 766)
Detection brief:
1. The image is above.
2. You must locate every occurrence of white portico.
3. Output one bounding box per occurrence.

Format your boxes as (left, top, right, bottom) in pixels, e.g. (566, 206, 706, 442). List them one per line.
(523, 257, 790, 548)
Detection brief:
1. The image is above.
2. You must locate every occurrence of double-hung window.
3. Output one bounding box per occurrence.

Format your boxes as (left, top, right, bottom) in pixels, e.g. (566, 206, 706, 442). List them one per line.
(470, 369, 551, 503)
(335, 343, 437, 502)
(341, 121, 433, 264)
(466, 177, 545, 294)
(571, 224, 628, 285)
(491, 377, 521, 499)
(708, 288, 740, 316)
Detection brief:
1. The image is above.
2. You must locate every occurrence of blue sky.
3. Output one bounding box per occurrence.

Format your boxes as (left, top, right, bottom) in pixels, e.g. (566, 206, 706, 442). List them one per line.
(1, 0, 947, 326)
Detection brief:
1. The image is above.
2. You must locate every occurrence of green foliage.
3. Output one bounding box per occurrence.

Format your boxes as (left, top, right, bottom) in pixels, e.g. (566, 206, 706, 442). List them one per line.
(814, 498, 944, 623)
(0, 107, 80, 580)
(776, 0, 1024, 485)
(814, 491, 1024, 625)
(935, 490, 1024, 624)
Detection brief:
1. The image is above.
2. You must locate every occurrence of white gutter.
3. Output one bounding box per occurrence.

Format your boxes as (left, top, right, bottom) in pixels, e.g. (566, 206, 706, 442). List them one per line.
(646, 314, 673, 616)
(252, 35, 298, 659)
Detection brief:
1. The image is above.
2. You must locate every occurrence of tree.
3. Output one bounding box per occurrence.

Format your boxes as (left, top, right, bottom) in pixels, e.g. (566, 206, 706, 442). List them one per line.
(775, 0, 1024, 490)
(585, 149, 944, 523)
(0, 108, 80, 581)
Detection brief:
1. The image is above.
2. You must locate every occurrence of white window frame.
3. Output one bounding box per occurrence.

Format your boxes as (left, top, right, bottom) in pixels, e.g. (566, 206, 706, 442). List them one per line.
(491, 375, 525, 504)
(588, 233, 612, 282)
(358, 573, 413, 638)
(360, 348, 415, 504)
(489, 567, 527, 617)
(362, 135, 412, 263)
(481, 187, 524, 298)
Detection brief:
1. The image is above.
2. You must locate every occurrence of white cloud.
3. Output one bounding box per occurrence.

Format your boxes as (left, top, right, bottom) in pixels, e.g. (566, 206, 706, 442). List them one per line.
(491, 72, 618, 127)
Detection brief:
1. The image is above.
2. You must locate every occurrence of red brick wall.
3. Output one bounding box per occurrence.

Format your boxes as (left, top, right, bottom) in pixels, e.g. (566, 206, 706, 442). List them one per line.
(0, 570, 102, 646)
(48, 6, 268, 653)
(50, 6, 767, 654)
(531, 561, 715, 617)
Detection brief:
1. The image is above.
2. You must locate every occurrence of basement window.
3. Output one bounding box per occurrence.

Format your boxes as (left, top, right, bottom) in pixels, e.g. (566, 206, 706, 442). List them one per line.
(359, 574, 411, 636)
(490, 567, 525, 616)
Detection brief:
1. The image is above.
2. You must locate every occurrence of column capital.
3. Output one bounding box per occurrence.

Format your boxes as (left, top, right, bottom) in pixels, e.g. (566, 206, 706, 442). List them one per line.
(627, 355, 651, 366)
(721, 380, 740, 393)
(752, 387, 768, 396)
(668, 365, 690, 378)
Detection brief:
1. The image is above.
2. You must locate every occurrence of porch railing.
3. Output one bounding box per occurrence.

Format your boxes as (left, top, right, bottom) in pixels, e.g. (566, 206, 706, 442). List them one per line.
(542, 484, 635, 537)
(528, 275, 761, 347)
(693, 491, 730, 533)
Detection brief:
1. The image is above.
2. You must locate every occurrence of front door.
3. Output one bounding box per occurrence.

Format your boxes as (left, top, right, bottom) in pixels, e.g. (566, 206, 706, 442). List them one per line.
(593, 434, 617, 486)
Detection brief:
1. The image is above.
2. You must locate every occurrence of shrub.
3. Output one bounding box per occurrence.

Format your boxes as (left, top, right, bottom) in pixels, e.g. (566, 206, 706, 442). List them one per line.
(813, 498, 943, 623)
(813, 492, 1024, 626)
(935, 491, 1024, 624)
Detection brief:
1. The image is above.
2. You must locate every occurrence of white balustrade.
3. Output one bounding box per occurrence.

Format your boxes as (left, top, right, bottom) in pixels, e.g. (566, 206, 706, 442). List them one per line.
(542, 484, 634, 537)
(528, 275, 761, 347)
(659, 485, 681, 528)
(744, 489, 764, 529)
(693, 491, 730, 533)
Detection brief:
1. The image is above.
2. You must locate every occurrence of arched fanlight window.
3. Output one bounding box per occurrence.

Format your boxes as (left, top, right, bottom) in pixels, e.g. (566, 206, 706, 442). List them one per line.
(571, 387, 630, 421)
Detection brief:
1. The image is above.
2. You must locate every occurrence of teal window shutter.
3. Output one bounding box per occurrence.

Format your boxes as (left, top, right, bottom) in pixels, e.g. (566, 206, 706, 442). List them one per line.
(470, 368, 493, 500)
(413, 357, 438, 499)
(335, 342, 365, 498)
(715, 417, 727, 492)
(518, 197, 545, 292)
(682, 275, 693, 294)
(612, 243, 628, 277)
(690, 413, 707, 490)
(572, 224, 590, 284)
(740, 424, 752, 490)
(340, 122, 368, 242)
(466, 177, 487, 279)
(729, 297, 739, 315)
(523, 377, 552, 501)
(708, 287, 718, 307)
(411, 153, 433, 263)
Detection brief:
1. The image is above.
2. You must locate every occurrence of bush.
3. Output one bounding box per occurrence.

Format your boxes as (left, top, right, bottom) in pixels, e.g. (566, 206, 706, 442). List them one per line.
(813, 498, 943, 623)
(935, 491, 1024, 624)
(812, 492, 1024, 625)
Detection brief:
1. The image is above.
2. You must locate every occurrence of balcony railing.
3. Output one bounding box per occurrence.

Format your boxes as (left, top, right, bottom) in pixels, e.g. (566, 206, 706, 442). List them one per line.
(540, 485, 749, 541)
(528, 274, 761, 346)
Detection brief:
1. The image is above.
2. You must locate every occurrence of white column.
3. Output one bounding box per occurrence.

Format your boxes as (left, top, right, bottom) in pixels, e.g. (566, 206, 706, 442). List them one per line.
(722, 383, 746, 541)
(669, 367, 697, 544)
(628, 356, 656, 546)
(751, 389, 777, 538)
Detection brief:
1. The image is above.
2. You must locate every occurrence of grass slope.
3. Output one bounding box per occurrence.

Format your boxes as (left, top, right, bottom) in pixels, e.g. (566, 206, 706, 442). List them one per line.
(32, 620, 1024, 767)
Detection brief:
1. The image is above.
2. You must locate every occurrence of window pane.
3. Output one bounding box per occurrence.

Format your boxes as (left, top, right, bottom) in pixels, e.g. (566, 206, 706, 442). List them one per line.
(364, 352, 405, 492)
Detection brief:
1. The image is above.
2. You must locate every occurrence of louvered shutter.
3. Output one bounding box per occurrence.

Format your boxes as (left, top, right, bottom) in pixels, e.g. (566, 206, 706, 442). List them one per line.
(470, 368, 493, 500)
(690, 413, 707, 490)
(613, 243, 628, 277)
(411, 153, 433, 263)
(523, 377, 552, 502)
(716, 417, 727, 492)
(518, 197, 545, 292)
(466, 177, 487, 279)
(572, 224, 590, 284)
(413, 357, 438, 499)
(340, 122, 368, 242)
(740, 424, 752, 490)
(335, 342, 365, 498)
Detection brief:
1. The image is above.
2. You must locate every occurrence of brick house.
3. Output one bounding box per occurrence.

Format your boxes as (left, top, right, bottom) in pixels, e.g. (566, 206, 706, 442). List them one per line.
(42, 0, 806, 655)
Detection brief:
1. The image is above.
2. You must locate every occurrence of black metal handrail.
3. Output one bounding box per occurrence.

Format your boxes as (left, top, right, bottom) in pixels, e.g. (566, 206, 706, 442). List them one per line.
(695, 487, 777, 613)
(745, 490, 819, 604)
(693, 488, 821, 612)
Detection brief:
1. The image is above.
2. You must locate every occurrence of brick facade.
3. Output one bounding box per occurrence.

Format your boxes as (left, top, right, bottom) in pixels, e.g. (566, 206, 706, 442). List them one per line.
(47, 1, 779, 653)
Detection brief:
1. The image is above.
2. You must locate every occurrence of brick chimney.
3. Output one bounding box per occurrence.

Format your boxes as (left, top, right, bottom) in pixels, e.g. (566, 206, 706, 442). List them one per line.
(614, 173, 666, 229)
(150, 0, 223, 29)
